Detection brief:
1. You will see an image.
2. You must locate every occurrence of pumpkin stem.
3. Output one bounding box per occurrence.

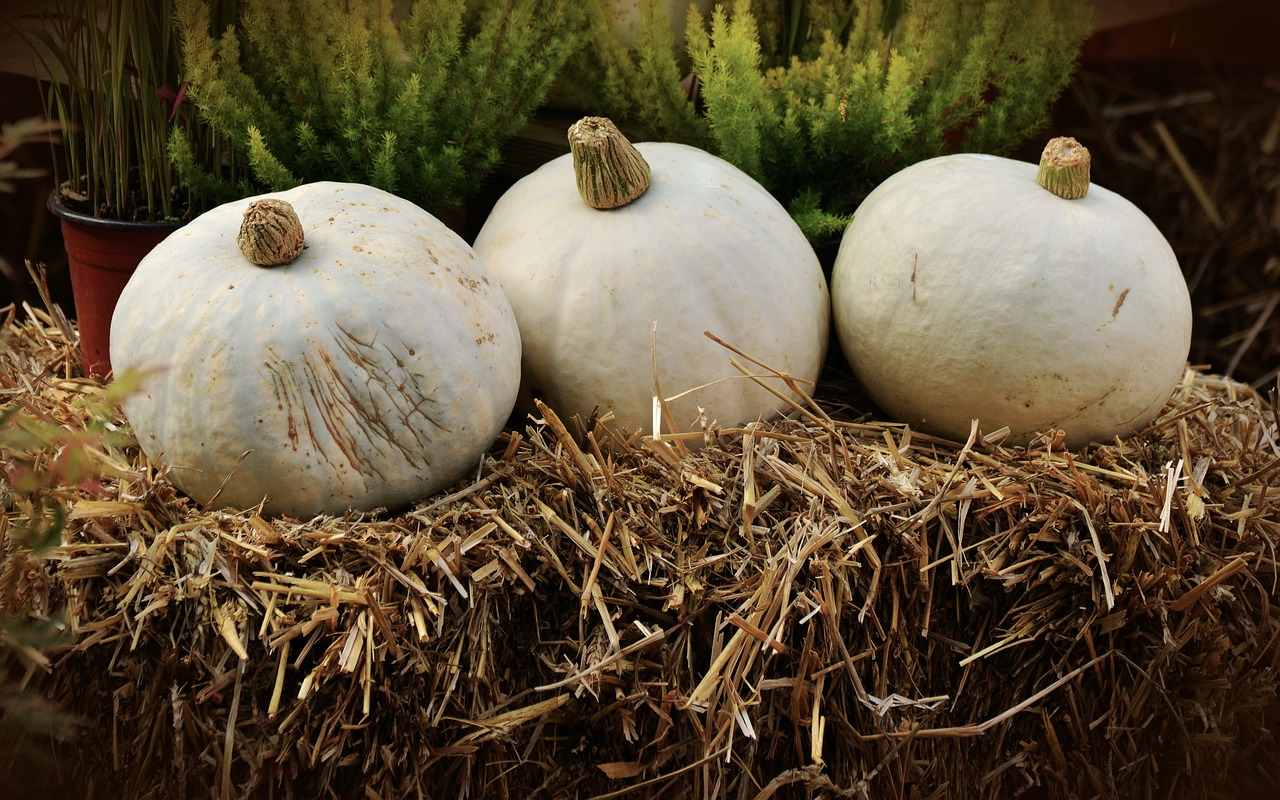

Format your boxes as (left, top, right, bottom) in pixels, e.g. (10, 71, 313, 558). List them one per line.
(238, 198, 304, 266)
(1036, 137, 1090, 200)
(568, 117, 651, 210)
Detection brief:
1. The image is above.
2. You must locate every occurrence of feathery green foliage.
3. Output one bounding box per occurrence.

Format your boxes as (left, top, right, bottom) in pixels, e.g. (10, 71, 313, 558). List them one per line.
(687, 5, 772, 179)
(173, 0, 585, 214)
(559, 1, 707, 145)
(582, 0, 1092, 241)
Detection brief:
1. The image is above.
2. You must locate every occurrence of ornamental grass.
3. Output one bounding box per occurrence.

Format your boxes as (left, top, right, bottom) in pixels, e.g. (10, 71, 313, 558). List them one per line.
(1, 302, 1278, 799)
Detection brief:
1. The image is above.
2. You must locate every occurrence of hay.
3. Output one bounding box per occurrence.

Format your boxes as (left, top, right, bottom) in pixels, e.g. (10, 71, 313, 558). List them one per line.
(2, 303, 1279, 799)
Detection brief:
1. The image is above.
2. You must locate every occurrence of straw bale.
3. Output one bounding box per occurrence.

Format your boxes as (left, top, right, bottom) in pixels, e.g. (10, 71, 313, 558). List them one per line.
(2, 304, 1279, 799)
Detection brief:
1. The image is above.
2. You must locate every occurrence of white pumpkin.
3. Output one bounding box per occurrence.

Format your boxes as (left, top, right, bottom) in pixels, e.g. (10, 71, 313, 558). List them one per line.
(830, 138, 1192, 448)
(110, 181, 521, 517)
(472, 117, 829, 439)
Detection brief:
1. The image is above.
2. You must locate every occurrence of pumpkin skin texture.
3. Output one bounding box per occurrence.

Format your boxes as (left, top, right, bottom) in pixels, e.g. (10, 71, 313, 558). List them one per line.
(110, 182, 521, 517)
(472, 122, 829, 439)
(830, 145, 1192, 449)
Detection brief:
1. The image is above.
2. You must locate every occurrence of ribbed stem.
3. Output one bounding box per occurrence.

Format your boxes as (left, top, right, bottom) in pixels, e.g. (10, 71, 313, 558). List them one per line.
(1036, 137, 1091, 200)
(238, 199, 304, 267)
(568, 117, 651, 210)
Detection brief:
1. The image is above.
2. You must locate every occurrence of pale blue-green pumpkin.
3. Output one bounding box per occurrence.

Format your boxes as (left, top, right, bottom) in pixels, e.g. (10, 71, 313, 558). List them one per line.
(473, 117, 829, 440)
(111, 182, 521, 517)
(831, 138, 1193, 449)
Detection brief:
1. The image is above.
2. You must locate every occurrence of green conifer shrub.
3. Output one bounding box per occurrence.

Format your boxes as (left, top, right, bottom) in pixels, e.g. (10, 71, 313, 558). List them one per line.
(576, 0, 1093, 240)
(170, 0, 585, 215)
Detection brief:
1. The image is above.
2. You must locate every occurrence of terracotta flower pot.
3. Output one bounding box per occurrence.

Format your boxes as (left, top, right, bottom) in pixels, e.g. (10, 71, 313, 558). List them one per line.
(47, 192, 183, 379)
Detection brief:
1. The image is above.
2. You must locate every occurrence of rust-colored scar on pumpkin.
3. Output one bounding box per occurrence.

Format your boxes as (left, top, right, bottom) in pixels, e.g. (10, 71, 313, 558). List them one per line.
(1112, 287, 1130, 319)
(262, 326, 446, 479)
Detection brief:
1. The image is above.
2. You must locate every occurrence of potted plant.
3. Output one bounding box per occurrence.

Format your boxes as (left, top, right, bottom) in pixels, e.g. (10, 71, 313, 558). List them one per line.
(169, 0, 586, 237)
(19, 0, 239, 378)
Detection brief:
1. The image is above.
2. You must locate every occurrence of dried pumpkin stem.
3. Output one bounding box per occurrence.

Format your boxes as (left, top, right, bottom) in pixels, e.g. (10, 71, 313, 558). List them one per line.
(1036, 137, 1091, 200)
(568, 117, 651, 210)
(238, 199, 304, 266)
